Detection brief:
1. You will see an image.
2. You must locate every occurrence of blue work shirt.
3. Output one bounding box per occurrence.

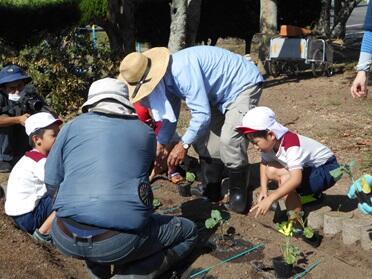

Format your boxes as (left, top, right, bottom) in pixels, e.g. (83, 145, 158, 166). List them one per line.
(45, 112, 156, 232)
(154, 46, 263, 145)
(358, 0, 372, 71)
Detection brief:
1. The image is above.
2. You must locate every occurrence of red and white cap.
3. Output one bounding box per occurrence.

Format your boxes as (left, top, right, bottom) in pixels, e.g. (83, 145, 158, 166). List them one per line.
(236, 106, 288, 139)
(25, 112, 62, 136)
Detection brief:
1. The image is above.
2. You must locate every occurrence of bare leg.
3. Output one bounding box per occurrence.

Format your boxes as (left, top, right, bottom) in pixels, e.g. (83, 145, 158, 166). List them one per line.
(39, 211, 56, 235)
(284, 191, 302, 213)
(266, 162, 302, 212)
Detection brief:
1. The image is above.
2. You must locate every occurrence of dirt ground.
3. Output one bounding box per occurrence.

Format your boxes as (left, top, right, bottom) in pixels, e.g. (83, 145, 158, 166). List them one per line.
(0, 39, 371, 279)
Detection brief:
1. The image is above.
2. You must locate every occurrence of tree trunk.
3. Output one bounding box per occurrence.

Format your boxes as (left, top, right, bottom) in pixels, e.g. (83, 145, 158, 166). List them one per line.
(186, 0, 202, 47)
(314, 0, 331, 37)
(331, 0, 361, 38)
(168, 0, 187, 53)
(260, 0, 278, 34)
(120, 0, 136, 55)
(104, 0, 135, 57)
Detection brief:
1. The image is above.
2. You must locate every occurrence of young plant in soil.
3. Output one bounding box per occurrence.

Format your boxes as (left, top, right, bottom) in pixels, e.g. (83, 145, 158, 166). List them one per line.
(274, 218, 300, 278)
(287, 210, 321, 247)
(205, 209, 226, 236)
(205, 209, 235, 249)
(329, 160, 356, 183)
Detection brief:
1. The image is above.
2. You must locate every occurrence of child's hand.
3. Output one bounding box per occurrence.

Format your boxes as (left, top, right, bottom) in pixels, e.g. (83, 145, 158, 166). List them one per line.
(250, 196, 274, 218)
(257, 189, 268, 202)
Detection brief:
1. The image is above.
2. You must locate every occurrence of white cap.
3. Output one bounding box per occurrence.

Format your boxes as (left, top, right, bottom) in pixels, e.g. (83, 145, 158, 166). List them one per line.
(25, 112, 62, 136)
(236, 106, 288, 139)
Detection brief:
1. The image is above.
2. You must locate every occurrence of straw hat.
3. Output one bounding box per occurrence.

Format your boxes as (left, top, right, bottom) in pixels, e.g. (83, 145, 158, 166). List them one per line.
(118, 47, 170, 103)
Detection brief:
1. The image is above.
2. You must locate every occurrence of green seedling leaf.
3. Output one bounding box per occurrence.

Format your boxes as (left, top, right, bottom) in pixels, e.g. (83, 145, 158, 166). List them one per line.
(185, 172, 196, 182)
(153, 198, 162, 208)
(282, 243, 300, 264)
(205, 218, 218, 229)
(285, 254, 296, 265)
(329, 167, 343, 181)
(303, 227, 314, 239)
(211, 209, 222, 222)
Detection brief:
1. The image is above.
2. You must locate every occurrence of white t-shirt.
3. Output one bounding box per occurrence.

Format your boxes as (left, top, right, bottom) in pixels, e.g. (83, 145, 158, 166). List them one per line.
(262, 131, 334, 170)
(5, 150, 47, 216)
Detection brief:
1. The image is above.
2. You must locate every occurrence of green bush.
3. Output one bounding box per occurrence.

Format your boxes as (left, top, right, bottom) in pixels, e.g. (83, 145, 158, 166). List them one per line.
(0, 29, 119, 117)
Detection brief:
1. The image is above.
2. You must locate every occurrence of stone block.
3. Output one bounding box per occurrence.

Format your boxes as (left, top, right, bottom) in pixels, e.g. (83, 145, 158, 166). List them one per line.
(323, 211, 353, 236)
(360, 224, 372, 251)
(307, 206, 332, 230)
(342, 218, 368, 245)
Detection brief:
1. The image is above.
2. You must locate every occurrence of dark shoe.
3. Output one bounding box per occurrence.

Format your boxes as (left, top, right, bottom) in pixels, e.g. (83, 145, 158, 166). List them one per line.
(228, 166, 251, 214)
(0, 161, 11, 173)
(115, 250, 179, 279)
(196, 158, 226, 202)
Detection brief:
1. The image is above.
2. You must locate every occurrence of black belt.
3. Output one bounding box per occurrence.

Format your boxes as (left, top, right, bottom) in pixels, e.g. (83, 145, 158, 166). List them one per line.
(256, 81, 264, 88)
(56, 218, 120, 243)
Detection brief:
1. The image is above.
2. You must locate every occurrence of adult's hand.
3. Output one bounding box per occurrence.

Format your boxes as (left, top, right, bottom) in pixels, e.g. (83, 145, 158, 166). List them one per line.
(167, 142, 187, 170)
(351, 71, 368, 98)
(18, 113, 30, 126)
(153, 143, 168, 176)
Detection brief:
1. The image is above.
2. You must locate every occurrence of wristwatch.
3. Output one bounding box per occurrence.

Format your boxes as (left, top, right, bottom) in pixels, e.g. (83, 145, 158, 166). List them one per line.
(181, 142, 190, 150)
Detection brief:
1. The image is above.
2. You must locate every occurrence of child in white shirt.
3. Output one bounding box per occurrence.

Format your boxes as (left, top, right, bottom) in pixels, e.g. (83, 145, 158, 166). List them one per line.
(236, 106, 339, 218)
(5, 112, 61, 243)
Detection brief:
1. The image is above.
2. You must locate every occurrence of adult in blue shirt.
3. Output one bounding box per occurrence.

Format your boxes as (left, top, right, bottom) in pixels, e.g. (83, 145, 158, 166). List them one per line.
(119, 46, 264, 213)
(45, 78, 198, 278)
(351, 0, 372, 98)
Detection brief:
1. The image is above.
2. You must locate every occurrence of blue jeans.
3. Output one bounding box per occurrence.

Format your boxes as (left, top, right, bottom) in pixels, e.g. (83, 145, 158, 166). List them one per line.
(51, 214, 198, 278)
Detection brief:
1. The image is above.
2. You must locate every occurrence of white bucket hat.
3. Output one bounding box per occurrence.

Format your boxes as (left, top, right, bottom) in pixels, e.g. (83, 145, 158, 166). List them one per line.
(236, 106, 288, 139)
(25, 112, 62, 136)
(81, 78, 134, 113)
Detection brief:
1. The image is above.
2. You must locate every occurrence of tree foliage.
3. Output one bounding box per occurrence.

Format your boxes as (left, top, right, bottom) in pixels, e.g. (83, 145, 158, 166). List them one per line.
(0, 30, 118, 117)
(79, 0, 108, 25)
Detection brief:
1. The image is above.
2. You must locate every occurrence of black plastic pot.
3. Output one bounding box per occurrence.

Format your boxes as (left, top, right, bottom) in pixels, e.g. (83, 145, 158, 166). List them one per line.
(355, 191, 372, 207)
(272, 257, 293, 278)
(302, 231, 322, 248)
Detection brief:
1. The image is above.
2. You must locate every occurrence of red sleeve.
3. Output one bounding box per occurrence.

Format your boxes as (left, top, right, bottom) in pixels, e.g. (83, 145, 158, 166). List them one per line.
(282, 131, 300, 151)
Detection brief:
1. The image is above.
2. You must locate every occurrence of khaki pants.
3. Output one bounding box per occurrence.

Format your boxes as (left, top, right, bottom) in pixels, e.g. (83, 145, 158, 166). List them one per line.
(193, 84, 262, 168)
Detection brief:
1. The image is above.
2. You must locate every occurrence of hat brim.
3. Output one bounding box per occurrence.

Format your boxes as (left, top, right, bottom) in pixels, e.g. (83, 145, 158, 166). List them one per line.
(118, 47, 170, 104)
(0, 75, 31, 86)
(81, 92, 132, 113)
(235, 126, 260, 134)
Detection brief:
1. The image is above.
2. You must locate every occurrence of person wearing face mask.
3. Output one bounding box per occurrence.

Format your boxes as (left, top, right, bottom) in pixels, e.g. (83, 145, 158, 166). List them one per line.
(0, 64, 36, 172)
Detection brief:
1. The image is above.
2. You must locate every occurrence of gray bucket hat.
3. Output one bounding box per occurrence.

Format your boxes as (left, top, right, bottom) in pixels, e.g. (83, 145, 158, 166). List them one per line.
(81, 78, 134, 113)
